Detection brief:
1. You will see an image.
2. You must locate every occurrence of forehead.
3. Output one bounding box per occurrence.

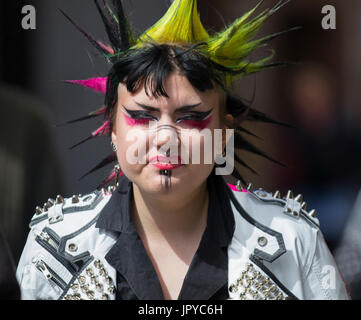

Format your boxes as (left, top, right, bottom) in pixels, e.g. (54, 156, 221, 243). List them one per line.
(117, 73, 221, 110)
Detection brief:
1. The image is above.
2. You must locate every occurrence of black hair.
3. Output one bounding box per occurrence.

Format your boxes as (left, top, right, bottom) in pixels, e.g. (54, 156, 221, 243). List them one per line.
(104, 42, 230, 128)
(60, 0, 295, 188)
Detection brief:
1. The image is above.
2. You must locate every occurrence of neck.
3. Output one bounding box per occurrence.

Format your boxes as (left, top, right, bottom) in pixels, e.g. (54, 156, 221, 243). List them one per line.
(131, 181, 209, 241)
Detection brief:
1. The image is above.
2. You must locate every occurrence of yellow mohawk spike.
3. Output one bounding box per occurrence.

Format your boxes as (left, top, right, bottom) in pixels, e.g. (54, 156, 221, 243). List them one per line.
(137, 0, 209, 45)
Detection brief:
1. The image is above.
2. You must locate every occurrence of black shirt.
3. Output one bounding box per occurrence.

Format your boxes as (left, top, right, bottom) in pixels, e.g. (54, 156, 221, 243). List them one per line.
(95, 168, 235, 300)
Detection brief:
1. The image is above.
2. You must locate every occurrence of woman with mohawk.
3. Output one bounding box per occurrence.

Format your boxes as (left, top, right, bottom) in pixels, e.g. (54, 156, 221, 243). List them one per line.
(17, 0, 349, 300)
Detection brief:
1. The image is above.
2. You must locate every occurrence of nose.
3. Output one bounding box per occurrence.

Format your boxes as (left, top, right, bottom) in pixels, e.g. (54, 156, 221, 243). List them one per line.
(155, 125, 179, 150)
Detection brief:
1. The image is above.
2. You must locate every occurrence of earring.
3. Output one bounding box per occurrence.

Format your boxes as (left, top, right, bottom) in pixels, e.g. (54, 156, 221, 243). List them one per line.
(114, 164, 121, 186)
(111, 141, 117, 152)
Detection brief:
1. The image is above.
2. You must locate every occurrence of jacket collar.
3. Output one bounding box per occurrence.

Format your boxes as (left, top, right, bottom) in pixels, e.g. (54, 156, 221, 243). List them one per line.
(96, 168, 235, 246)
(95, 168, 235, 300)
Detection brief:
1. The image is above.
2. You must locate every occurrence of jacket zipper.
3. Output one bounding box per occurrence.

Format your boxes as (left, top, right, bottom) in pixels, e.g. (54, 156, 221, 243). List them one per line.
(33, 229, 77, 274)
(33, 259, 67, 290)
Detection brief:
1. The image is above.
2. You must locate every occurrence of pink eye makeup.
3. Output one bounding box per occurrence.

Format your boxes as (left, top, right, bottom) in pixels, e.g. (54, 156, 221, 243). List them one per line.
(122, 107, 158, 126)
(122, 106, 213, 129)
(175, 110, 213, 129)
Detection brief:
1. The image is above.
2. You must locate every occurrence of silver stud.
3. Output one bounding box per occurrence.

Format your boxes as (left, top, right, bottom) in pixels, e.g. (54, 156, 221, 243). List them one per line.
(246, 262, 253, 270)
(276, 293, 284, 300)
(94, 259, 103, 269)
(90, 276, 99, 285)
(247, 183, 253, 191)
(257, 236, 268, 247)
(301, 202, 307, 210)
(80, 285, 89, 293)
(86, 290, 95, 300)
(102, 293, 109, 300)
(99, 268, 108, 276)
(35, 206, 43, 215)
(105, 276, 113, 285)
(96, 283, 104, 292)
(72, 293, 81, 300)
(286, 190, 294, 199)
(43, 202, 50, 211)
(101, 188, 107, 195)
(86, 268, 94, 276)
(108, 286, 116, 295)
(285, 207, 292, 213)
(78, 275, 86, 285)
(107, 185, 115, 193)
(56, 195, 64, 204)
(273, 190, 281, 199)
(292, 211, 299, 217)
(258, 191, 268, 198)
(72, 195, 79, 203)
(229, 284, 237, 293)
(68, 243, 78, 252)
(295, 194, 303, 203)
(309, 209, 317, 218)
(236, 180, 242, 191)
(71, 283, 79, 292)
(47, 198, 55, 206)
(65, 294, 73, 300)
(239, 285, 247, 294)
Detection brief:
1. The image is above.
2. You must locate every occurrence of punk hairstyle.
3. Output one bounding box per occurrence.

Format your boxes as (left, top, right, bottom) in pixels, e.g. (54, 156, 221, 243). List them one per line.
(59, 0, 296, 189)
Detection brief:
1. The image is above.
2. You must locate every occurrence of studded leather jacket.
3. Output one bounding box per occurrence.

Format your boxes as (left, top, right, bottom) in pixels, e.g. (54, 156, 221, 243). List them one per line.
(16, 183, 350, 300)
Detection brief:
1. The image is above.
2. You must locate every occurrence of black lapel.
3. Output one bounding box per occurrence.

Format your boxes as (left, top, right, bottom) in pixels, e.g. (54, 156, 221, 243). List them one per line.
(105, 232, 165, 300)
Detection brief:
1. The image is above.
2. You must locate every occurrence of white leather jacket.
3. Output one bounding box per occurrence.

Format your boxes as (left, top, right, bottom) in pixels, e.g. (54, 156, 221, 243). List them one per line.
(16, 183, 350, 300)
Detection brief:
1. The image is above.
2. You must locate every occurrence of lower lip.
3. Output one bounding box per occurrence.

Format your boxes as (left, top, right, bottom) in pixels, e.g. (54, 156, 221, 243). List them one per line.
(151, 163, 183, 170)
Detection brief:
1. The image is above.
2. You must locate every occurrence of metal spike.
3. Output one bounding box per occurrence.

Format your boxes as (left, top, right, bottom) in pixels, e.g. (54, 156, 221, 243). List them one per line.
(107, 185, 115, 193)
(101, 188, 107, 195)
(273, 190, 281, 199)
(47, 198, 55, 207)
(286, 190, 294, 199)
(72, 195, 79, 204)
(56, 195, 64, 204)
(236, 180, 242, 191)
(309, 209, 317, 218)
(247, 183, 253, 191)
(35, 206, 43, 215)
(43, 202, 50, 211)
(301, 202, 307, 210)
(295, 194, 303, 203)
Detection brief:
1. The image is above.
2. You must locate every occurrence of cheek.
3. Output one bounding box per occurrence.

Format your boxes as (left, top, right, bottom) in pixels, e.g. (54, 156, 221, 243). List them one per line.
(115, 125, 149, 169)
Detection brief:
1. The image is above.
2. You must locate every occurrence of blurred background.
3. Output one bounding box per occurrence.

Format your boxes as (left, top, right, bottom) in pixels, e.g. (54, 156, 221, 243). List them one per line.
(0, 0, 360, 298)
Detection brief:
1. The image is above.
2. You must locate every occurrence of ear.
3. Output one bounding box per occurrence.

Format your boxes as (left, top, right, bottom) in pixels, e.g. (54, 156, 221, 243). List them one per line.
(111, 129, 117, 145)
(222, 114, 234, 150)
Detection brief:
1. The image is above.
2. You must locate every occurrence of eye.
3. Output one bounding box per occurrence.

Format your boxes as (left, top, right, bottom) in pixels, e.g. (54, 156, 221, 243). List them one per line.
(175, 109, 213, 128)
(123, 108, 158, 125)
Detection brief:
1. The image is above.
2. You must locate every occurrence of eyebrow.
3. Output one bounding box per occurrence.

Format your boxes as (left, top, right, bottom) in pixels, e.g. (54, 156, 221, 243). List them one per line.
(134, 101, 202, 112)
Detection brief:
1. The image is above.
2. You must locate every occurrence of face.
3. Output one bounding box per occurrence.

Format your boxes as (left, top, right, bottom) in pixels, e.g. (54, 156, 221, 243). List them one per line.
(111, 72, 227, 197)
